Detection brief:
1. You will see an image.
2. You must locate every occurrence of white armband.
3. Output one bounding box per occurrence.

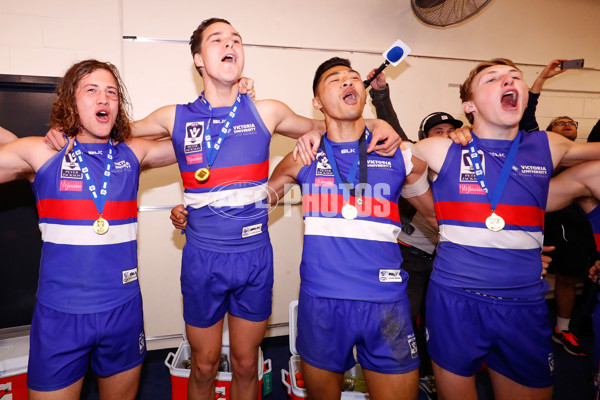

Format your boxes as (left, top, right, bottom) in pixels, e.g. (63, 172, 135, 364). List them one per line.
(401, 162, 430, 199)
(401, 145, 414, 176)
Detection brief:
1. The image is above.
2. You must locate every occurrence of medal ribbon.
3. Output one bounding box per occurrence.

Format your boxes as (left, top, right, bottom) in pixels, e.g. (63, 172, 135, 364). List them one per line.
(72, 139, 114, 217)
(201, 92, 242, 168)
(322, 128, 369, 203)
(467, 130, 521, 213)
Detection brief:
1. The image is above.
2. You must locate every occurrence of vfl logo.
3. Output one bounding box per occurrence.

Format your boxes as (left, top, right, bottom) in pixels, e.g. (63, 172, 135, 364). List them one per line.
(459, 149, 485, 183)
(316, 151, 332, 177)
(60, 152, 83, 179)
(184, 122, 204, 154)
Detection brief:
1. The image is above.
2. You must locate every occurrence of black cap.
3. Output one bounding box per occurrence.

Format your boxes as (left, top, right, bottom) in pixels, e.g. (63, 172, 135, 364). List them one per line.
(419, 112, 463, 140)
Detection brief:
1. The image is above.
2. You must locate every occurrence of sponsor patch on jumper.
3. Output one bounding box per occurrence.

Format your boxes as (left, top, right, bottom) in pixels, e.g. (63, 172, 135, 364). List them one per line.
(186, 153, 203, 165)
(517, 164, 548, 177)
(60, 180, 83, 191)
(114, 160, 132, 171)
(408, 334, 418, 359)
(232, 123, 257, 136)
(315, 177, 335, 187)
(367, 159, 393, 170)
(61, 152, 83, 179)
(242, 223, 262, 238)
(379, 269, 402, 282)
(184, 122, 205, 154)
(459, 183, 486, 195)
(122, 268, 138, 284)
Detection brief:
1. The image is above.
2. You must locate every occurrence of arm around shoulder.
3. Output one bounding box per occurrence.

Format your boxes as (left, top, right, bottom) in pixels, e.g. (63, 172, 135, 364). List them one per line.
(0, 137, 55, 183)
(268, 152, 303, 205)
(414, 136, 453, 175)
(547, 160, 600, 212)
(255, 99, 324, 139)
(127, 138, 176, 170)
(0, 126, 17, 145)
(548, 130, 600, 168)
(131, 105, 177, 140)
(402, 155, 438, 230)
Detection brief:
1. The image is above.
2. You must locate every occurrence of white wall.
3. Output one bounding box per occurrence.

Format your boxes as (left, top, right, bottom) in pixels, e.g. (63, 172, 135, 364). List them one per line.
(1, 0, 599, 349)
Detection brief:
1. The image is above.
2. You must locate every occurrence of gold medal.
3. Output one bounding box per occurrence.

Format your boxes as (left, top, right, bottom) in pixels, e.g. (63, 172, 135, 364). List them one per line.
(195, 167, 210, 183)
(93, 216, 109, 235)
(485, 212, 505, 232)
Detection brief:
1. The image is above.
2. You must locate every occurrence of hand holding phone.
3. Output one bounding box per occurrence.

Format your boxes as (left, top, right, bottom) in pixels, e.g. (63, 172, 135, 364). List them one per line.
(560, 59, 584, 69)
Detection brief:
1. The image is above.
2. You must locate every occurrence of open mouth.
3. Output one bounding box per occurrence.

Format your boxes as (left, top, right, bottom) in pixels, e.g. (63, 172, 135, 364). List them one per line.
(96, 110, 109, 122)
(343, 91, 357, 104)
(221, 54, 236, 63)
(501, 90, 518, 109)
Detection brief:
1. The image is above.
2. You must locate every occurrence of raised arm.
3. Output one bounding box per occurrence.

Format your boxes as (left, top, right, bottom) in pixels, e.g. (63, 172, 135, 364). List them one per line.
(548, 131, 600, 167)
(367, 70, 411, 142)
(126, 138, 177, 170)
(413, 136, 453, 175)
(267, 152, 303, 206)
(0, 137, 54, 183)
(0, 126, 18, 145)
(131, 105, 177, 140)
(401, 147, 438, 230)
(255, 99, 324, 139)
(520, 60, 566, 133)
(547, 160, 600, 212)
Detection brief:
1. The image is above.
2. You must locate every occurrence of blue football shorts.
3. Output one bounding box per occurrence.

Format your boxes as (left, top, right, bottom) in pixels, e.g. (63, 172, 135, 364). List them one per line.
(27, 292, 146, 391)
(181, 242, 273, 327)
(296, 290, 419, 374)
(426, 280, 554, 388)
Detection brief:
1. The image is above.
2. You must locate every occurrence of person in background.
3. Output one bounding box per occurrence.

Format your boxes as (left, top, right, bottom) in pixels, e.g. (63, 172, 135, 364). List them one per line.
(545, 159, 600, 397)
(543, 116, 597, 357)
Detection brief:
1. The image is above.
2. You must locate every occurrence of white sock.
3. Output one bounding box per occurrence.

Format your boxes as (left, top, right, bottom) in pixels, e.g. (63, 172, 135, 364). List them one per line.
(556, 316, 570, 332)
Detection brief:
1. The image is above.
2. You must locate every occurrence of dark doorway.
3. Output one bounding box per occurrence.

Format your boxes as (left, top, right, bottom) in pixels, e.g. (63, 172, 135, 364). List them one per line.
(0, 74, 59, 331)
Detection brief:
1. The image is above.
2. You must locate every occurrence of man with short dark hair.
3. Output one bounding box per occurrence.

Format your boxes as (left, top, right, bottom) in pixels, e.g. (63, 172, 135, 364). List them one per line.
(418, 112, 464, 141)
(268, 57, 437, 400)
